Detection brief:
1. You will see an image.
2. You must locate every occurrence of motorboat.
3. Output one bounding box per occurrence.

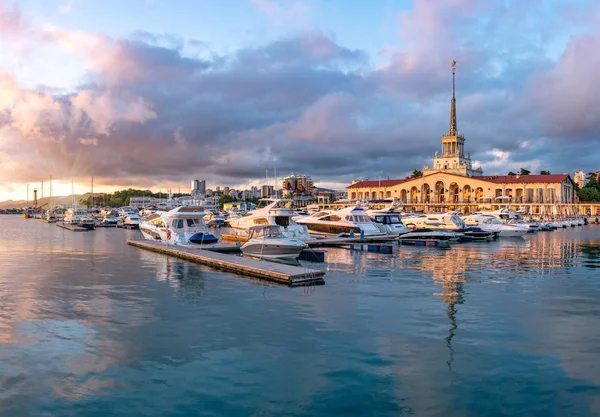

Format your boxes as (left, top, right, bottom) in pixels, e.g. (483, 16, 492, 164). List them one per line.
(367, 202, 409, 236)
(398, 229, 460, 245)
(119, 212, 141, 229)
(204, 211, 225, 228)
(463, 214, 528, 237)
(140, 206, 218, 245)
(229, 198, 312, 240)
(402, 212, 466, 231)
(99, 208, 120, 226)
(472, 209, 538, 233)
(44, 210, 58, 223)
(295, 204, 385, 237)
(240, 225, 306, 260)
(63, 206, 96, 230)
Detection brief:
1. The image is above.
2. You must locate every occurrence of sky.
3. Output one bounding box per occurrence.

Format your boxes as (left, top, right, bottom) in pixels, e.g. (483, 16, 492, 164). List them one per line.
(1, 0, 600, 201)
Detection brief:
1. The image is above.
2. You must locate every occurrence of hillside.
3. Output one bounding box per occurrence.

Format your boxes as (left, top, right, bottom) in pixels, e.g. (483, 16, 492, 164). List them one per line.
(0, 193, 98, 209)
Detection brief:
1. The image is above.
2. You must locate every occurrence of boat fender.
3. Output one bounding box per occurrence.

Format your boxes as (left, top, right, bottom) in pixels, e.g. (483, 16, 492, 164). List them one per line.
(167, 229, 172, 240)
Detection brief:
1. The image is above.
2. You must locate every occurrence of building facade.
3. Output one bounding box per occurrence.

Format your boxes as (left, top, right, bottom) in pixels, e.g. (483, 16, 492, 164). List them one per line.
(347, 61, 576, 214)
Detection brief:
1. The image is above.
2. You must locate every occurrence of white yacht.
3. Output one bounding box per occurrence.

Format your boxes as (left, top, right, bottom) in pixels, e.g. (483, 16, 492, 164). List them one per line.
(295, 204, 385, 237)
(472, 209, 536, 232)
(240, 225, 306, 260)
(229, 198, 312, 240)
(402, 213, 466, 231)
(366, 202, 409, 236)
(63, 206, 96, 230)
(140, 206, 218, 245)
(463, 214, 528, 237)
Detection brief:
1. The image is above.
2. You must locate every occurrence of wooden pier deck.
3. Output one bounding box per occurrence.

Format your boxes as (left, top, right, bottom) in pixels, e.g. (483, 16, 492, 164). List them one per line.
(127, 240, 325, 286)
(57, 223, 88, 232)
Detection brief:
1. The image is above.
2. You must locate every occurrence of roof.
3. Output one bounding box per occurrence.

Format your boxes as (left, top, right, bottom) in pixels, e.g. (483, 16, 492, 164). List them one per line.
(479, 174, 570, 184)
(347, 179, 410, 189)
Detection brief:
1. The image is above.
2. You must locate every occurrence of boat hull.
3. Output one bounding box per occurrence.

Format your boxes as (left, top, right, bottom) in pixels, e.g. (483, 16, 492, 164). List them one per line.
(241, 243, 305, 259)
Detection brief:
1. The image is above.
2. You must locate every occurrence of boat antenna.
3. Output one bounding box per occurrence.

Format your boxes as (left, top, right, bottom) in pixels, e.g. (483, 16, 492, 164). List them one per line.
(91, 176, 94, 208)
(71, 177, 74, 208)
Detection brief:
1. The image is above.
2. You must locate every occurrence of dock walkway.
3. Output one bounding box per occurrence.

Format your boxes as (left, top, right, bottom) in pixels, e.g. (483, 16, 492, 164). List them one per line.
(57, 223, 88, 232)
(127, 240, 325, 286)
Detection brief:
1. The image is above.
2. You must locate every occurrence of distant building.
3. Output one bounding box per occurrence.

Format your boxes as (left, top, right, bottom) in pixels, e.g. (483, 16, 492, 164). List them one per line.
(191, 179, 206, 196)
(223, 202, 256, 212)
(224, 186, 230, 195)
(260, 185, 274, 198)
(574, 170, 587, 188)
(130, 196, 159, 208)
(282, 174, 315, 196)
(317, 190, 336, 204)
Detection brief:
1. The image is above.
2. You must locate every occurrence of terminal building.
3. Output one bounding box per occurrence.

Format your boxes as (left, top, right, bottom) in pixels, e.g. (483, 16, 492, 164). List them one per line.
(347, 62, 576, 214)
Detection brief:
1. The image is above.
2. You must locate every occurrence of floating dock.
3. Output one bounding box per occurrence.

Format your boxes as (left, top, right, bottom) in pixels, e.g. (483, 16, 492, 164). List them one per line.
(57, 223, 89, 232)
(127, 240, 325, 286)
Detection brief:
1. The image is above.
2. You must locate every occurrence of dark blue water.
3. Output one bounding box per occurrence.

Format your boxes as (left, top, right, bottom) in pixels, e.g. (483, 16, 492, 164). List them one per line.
(1, 215, 600, 416)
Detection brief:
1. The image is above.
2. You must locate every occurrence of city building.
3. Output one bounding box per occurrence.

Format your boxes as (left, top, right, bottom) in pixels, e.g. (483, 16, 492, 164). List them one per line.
(574, 170, 587, 189)
(223, 202, 256, 212)
(260, 185, 274, 198)
(191, 179, 206, 196)
(129, 196, 160, 208)
(347, 62, 576, 214)
(282, 174, 315, 196)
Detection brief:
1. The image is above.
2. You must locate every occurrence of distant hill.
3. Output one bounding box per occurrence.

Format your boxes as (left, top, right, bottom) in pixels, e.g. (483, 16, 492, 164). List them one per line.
(0, 193, 98, 209)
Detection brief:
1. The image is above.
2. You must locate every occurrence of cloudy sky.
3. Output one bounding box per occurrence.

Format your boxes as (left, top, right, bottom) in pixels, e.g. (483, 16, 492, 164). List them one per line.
(0, 0, 599, 201)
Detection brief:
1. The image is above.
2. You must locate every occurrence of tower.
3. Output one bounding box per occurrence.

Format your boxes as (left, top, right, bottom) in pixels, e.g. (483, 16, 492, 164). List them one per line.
(424, 61, 482, 177)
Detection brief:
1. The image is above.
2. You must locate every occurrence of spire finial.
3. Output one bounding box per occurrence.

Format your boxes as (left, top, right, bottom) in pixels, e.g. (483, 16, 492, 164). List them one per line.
(450, 60, 457, 135)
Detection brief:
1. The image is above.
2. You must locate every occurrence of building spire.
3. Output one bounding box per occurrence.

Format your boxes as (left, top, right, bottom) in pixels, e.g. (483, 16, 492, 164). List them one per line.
(450, 60, 457, 135)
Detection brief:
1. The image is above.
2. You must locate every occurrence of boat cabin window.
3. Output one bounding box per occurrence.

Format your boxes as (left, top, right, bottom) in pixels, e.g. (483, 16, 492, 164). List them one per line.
(149, 218, 166, 227)
(323, 215, 341, 222)
(186, 218, 200, 227)
(253, 218, 270, 225)
(350, 215, 369, 222)
(274, 216, 290, 227)
(171, 219, 184, 229)
(313, 212, 328, 218)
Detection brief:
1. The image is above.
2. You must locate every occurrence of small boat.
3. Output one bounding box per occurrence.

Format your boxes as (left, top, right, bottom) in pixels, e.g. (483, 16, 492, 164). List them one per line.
(44, 210, 59, 223)
(204, 211, 225, 228)
(64, 206, 96, 230)
(398, 229, 459, 245)
(241, 225, 307, 260)
(140, 206, 218, 245)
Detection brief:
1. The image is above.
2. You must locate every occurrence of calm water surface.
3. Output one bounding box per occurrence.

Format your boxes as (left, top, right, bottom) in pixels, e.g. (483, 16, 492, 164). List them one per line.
(1, 215, 600, 416)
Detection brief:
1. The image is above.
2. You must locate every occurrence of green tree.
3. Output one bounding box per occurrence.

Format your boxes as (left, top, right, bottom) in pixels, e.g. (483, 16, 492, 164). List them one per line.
(218, 194, 234, 208)
(519, 168, 530, 176)
(540, 170, 551, 175)
(411, 169, 423, 179)
(508, 171, 516, 176)
(578, 187, 600, 202)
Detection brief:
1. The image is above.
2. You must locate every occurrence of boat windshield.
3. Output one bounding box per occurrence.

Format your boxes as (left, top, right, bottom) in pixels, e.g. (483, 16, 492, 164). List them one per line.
(374, 215, 401, 224)
(346, 215, 370, 223)
(250, 226, 283, 239)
